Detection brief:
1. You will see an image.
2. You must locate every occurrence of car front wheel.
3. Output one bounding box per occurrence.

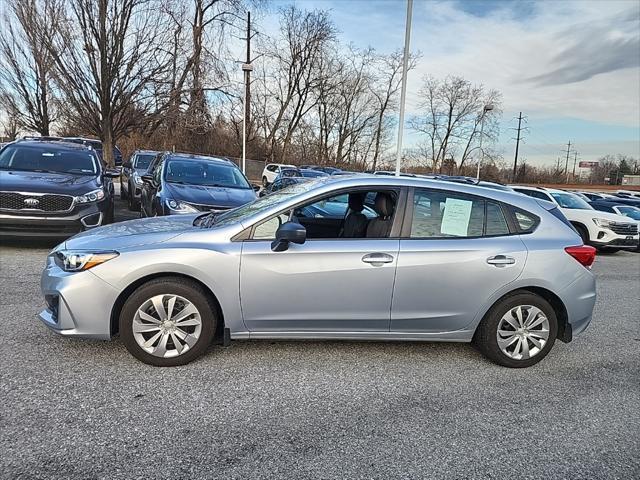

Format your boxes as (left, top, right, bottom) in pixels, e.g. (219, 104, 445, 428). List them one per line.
(120, 277, 217, 366)
(473, 292, 558, 368)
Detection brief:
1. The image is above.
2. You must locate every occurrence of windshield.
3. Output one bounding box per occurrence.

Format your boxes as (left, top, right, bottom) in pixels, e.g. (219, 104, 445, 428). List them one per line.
(211, 178, 323, 227)
(617, 206, 640, 220)
(0, 145, 98, 175)
(550, 192, 593, 210)
(165, 159, 251, 189)
(134, 154, 155, 169)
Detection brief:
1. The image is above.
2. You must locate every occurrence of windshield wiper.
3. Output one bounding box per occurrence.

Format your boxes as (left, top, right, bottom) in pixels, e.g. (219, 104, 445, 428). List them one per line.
(194, 211, 219, 228)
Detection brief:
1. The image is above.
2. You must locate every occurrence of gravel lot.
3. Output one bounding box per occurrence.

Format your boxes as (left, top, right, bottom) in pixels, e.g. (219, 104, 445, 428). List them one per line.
(1, 194, 639, 480)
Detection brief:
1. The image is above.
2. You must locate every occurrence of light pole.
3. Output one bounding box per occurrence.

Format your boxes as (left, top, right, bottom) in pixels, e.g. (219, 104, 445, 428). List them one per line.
(475, 104, 494, 180)
(395, 0, 413, 176)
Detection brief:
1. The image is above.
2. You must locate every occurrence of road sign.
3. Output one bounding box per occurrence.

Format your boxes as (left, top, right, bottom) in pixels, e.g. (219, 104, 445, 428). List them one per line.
(579, 161, 599, 168)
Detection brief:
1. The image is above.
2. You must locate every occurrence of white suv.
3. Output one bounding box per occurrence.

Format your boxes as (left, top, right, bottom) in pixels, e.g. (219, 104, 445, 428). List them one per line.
(261, 163, 297, 186)
(513, 186, 639, 251)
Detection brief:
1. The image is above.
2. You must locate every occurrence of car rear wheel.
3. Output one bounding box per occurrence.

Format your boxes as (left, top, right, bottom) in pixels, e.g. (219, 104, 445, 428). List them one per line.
(120, 277, 217, 366)
(127, 184, 139, 211)
(120, 181, 128, 200)
(473, 292, 557, 368)
(262, 176, 268, 187)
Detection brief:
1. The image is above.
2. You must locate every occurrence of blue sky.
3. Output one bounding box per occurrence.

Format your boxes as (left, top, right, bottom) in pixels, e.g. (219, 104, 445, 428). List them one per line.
(263, 0, 640, 166)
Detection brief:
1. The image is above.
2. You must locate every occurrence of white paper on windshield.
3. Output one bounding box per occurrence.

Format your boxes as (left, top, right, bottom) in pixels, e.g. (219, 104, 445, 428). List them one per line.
(440, 198, 473, 236)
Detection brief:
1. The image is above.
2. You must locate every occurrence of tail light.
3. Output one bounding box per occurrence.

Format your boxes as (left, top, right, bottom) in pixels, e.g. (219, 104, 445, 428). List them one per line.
(565, 245, 596, 268)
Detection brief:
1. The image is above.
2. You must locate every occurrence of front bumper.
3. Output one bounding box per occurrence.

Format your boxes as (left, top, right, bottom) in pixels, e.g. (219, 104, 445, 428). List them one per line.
(0, 201, 108, 238)
(590, 227, 639, 250)
(38, 256, 119, 339)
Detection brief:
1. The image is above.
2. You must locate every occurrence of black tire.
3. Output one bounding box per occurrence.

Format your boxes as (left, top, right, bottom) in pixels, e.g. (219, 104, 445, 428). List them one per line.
(120, 180, 128, 200)
(103, 200, 115, 224)
(473, 291, 558, 368)
(127, 184, 140, 211)
(120, 277, 217, 367)
(262, 176, 268, 187)
(573, 223, 590, 245)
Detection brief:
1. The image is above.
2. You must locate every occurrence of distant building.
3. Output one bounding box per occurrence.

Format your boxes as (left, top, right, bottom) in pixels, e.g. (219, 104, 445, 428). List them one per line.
(621, 175, 640, 186)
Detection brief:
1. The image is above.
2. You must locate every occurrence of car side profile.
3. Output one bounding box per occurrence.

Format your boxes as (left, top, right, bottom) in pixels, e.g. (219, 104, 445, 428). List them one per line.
(261, 163, 297, 186)
(40, 176, 597, 368)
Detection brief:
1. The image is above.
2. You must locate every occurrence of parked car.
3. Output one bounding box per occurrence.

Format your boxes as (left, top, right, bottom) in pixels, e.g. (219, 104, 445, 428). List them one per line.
(312, 166, 342, 175)
(63, 137, 123, 167)
(120, 150, 159, 210)
(512, 186, 638, 251)
(300, 168, 329, 178)
(139, 153, 256, 217)
(39, 175, 597, 368)
(259, 176, 309, 197)
(616, 190, 640, 199)
(0, 138, 118, 237)
(261, 163, 297, 186)
(579, 192, 617, 202)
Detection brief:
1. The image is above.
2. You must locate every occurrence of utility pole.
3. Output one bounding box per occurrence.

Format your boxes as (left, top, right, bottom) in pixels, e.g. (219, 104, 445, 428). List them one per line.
(241, 11, 253, 174)
(564, 141, 572, 184)
(571, 151, 578, 180)
(512, 112, 524, 181)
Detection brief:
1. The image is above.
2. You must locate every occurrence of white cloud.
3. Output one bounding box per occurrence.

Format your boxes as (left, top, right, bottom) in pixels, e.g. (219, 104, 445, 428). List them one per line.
(405, 0, 640, 126)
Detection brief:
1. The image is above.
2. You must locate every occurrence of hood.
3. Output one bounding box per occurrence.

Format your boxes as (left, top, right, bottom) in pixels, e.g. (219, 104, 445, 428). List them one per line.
(64, 215, 198, 250)
(0, 170, 99, 195)
(165, 183, 256, 209)
(589, 210, 638, 223)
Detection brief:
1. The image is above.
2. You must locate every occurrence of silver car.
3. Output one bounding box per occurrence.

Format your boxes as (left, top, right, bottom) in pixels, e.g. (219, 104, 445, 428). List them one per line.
(39, 176, 597, 368)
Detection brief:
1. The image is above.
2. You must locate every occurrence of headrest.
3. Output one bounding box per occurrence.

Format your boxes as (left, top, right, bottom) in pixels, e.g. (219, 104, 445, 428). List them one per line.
(373, 192, 393, 218)
(348, 193, 365, 212)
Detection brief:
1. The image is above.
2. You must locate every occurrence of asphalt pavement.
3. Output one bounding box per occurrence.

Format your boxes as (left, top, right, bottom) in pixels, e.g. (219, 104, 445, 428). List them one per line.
(0, 193, 639, 479)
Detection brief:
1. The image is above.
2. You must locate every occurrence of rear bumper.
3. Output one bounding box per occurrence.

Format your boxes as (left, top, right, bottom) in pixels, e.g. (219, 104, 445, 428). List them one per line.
(38, 256, 118, 340)
(558, 270, 597, 340)
(0, 202, 107, 238)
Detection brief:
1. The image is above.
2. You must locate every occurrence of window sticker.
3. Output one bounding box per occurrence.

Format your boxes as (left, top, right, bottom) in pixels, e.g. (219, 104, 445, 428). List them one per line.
(440, 198, 473, 236)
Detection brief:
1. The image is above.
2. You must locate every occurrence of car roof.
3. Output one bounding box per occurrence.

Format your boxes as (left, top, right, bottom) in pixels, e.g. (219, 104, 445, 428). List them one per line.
(10, 139, 94, 151)
(134, 149, 160, 154)
(167, 153, 237, 167)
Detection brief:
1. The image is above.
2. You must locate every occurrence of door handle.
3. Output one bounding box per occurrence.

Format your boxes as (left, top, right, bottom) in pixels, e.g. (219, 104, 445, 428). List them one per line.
(362, 253, 394, 266)
(486, 255, 516, 266)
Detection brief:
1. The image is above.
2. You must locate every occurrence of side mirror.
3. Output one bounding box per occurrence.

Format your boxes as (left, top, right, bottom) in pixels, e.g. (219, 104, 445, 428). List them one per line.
(271, 221, 306, 252)
(123, 161, 132, 169)
(104, 168, 120, 178)
(141, 174, 155, 185)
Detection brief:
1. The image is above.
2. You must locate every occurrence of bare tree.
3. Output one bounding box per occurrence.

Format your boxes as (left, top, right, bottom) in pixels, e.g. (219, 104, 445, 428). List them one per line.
(259, 6, 336, 161)
(46, 0, 172, 166)
(410, 75, 501, 172)
(369, 50, 418, 170)
(0, 0, 61, 136)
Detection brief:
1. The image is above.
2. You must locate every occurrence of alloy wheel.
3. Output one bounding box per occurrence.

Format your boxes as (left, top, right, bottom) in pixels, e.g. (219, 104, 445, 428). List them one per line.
(496, 305, 550, 360)
(132, 294, 202, 358)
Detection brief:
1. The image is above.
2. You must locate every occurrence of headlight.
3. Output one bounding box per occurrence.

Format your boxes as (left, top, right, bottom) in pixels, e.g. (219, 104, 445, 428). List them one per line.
(165, 199, 198, 213)
(75, 188, 105, 204)
(54, 250, 119, 272)
(133, 173, 143, 185)
(593, 218, 614, 228)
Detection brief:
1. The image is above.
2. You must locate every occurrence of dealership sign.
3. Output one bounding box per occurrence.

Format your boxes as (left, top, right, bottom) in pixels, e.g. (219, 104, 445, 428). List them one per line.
(579, 161, 599, 168)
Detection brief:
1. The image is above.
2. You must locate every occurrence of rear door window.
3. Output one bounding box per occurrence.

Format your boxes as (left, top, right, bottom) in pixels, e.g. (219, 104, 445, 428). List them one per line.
(409, 189, 514, 238)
